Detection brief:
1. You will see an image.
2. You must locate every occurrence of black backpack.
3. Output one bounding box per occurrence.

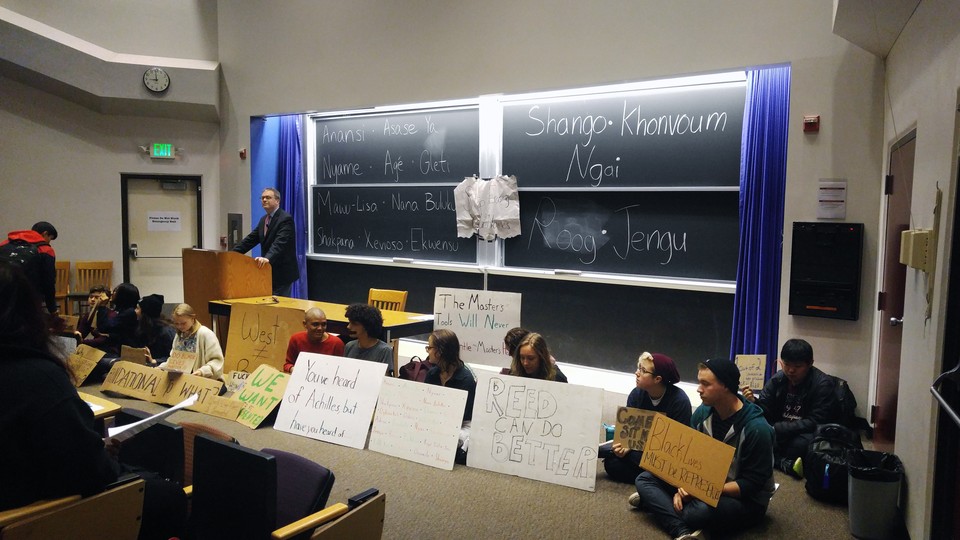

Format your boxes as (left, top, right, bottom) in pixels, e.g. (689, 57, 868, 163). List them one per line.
(803, 423, 863, 504)
(831, 375, 858, 429)
(0, 239, 43, 276)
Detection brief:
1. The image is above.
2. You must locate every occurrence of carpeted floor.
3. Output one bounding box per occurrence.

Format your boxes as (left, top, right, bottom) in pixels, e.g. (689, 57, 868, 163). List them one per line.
(85, 384, 872, 539)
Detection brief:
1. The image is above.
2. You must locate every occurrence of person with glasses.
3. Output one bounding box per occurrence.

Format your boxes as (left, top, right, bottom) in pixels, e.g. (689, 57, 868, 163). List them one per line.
(601, 352, 691, 484)
(232, 188, 299, 296)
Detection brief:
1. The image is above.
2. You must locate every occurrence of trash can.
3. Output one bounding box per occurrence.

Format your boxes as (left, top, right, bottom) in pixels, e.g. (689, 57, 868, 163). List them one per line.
(847, 450, 904, 539)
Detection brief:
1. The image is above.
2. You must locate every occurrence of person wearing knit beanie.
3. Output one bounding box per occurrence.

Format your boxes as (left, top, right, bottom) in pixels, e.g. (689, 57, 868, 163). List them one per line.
(604, 351, 692, 485)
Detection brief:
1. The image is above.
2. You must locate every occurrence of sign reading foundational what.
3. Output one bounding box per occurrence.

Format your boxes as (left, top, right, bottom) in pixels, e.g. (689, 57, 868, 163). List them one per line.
(639, 413, 734, 508)
(274, 353, 385, 449)
(101, 361, 223, 412)
(468, 371, 602, 491)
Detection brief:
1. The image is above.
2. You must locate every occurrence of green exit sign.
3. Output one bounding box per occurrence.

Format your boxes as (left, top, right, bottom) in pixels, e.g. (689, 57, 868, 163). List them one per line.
(150, 143, 175, 159)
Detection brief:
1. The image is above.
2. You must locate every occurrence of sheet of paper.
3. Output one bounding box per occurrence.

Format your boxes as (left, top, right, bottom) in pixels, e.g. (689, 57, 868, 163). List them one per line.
(106, 393, 199, 442)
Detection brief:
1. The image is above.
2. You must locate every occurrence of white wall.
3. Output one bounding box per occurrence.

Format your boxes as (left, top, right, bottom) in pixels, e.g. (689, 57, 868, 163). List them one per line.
(883, 0, 960, 536)
(0, 75, 221, 286)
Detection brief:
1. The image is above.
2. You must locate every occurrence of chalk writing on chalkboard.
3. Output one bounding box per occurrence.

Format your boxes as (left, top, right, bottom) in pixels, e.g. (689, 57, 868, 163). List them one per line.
(311, 186, 477, 263)
(502, 83, 745, 188)
(504, 191, 739, 279)
(315, 107, 480, 184)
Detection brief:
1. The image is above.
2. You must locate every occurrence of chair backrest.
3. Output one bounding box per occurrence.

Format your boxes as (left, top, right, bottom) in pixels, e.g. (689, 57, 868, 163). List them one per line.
(115, 408, 185, 485)
(54, 260, 70, 296)
(367, 288, 408, 312)
(0, 478, 144, 540)
(75, 261, 113, 293)
(262, 448, 335, 531)
(310, 493, 386, 540)
(180, 422, 237, 487)
(191, 434, 276, 540)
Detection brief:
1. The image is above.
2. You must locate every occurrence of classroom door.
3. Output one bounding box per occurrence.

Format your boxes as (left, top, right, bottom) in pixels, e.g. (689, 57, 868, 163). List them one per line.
(122, 176, 201, 304)
(874, 132, 914, 447)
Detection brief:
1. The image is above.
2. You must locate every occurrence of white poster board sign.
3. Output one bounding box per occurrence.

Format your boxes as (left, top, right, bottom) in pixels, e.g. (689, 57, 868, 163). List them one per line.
(274, 353, 385, 449)
(369, 378, 468, 470)
(433, 287, 521, 366)
(467, 371, 602, 491)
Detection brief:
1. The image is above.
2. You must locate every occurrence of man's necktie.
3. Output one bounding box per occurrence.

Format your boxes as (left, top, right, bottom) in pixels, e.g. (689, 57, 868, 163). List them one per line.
(264, 213, 271, 236)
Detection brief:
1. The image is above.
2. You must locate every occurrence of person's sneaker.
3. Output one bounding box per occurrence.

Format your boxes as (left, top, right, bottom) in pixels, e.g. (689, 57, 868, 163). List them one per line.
(675, 530, 707, 540)
(792, 457, 804, 478)
(628, 492, 641, 508)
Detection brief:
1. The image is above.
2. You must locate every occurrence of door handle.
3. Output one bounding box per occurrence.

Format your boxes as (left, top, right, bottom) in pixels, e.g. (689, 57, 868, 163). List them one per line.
(890, 317, 903, 327)
(130, 243, 138, 259)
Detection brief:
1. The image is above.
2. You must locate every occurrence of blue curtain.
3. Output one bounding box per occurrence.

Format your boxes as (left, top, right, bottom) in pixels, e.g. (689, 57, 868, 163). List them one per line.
(730, 66, 791, 379)
(278, 115, 308, 298)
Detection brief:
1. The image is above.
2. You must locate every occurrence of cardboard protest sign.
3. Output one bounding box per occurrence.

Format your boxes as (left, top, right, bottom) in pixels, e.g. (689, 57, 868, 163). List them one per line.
(119, 345, 147, 364)
(162, 349, 197, 373)
(101, 361, 223, 412)
(613, 407, 657, 451)
(735, 354, 767, 392)
(195, 395, 245, 421)
(468, 371, 602, 491)
(225, 303, 304, 374)
(274, 354, 385, 449)
(61, 315, 79, 333)
(234, 364, 289, 429)
(369, 377, 468, 470)
(640, 413, 735, 508)
(223, 370, 250, 393)
(67, 344, 105, 387)
(433, 287, 521, 366)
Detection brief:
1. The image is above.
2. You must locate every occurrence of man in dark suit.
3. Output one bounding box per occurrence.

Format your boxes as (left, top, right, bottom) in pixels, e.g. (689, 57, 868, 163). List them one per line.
(233, 188, 300, 296)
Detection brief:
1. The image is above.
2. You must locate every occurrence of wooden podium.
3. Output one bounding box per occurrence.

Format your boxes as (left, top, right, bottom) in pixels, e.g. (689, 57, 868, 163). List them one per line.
(182, 248, 271, 327)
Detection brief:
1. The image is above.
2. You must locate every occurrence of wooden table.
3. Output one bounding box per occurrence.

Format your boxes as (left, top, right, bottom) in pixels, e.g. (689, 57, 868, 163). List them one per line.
(208, 296, 434, 343)
(78, 392, 121, 420)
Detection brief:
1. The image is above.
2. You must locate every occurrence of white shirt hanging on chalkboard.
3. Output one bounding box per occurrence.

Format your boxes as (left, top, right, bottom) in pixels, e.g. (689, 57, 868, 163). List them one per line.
(453, 175, 520, 241)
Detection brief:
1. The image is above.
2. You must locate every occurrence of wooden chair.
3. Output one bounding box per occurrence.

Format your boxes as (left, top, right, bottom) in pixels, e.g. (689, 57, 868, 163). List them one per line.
(190, 434, 338, 540)
(0, 478, 145, 540)
(309, 492, 385, 540)
(180, 422, 238, 488)
(367, 289, 408, 376)
(75, 261, 113, 296)
(54, 260, 70, 314)
(367, 288, 408, 312)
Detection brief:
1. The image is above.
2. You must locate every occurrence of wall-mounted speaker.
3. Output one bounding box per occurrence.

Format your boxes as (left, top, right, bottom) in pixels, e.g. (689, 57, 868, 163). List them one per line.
(788, 222, 864, 320)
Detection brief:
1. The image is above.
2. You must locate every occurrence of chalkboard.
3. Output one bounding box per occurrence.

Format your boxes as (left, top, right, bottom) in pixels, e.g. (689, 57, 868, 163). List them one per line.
(504, 191, 740, 280)
(315, 107, 480, 184)
(488, 275, 733, 379)
(502, 83, 745, 188)
(311, 185, 476, 263)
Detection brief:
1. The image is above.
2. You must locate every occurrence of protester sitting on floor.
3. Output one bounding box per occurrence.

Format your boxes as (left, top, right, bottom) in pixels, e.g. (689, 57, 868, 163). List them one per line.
(343, 303, 394, 376)
(423, 329, 477, 464)
(632, 359, 775, 540)
(742, 338, 841, 478)
(0, 261, 186, 540)
(82, 283, 140, 356)
(164, 303, 223, 380)
(75, 284, 110, 340)
(600, 352, 692, 484)
(283, 307, 345, 373)
(137, 294, 175, 366)
(508, 332, 567, 382)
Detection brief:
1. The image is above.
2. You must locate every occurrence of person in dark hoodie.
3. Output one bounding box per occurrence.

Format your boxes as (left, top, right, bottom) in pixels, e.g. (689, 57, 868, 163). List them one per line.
(741, 338, 840, 478)
(632, 358, 775, 540)
(0, 221, 58, 314)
